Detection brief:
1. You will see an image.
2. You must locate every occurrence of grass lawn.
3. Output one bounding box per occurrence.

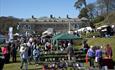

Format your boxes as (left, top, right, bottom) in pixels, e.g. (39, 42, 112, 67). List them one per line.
(3, 57, 42, 70)
(3, 36, 115, 70)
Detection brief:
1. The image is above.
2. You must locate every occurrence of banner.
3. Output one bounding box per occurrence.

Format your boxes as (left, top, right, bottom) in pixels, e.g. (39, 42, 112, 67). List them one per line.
(8, 27, 13, 42)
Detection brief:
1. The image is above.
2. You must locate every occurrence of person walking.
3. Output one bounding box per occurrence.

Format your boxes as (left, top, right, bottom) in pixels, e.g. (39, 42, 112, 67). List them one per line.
(82, 40, 90, 53)
(33, 46, 40, 64)
(66, 42, 74, 61)
(27, 41, 33, 64)
(87, 46, 95, 67)
(20, 43, 28, 70)
(10, 43, 17, 62)
(1, 44, 9, 63)
(95, 46, 103, 68)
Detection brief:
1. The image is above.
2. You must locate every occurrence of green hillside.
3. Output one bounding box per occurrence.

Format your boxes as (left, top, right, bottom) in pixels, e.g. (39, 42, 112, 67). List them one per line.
(96, 12, 115, 26)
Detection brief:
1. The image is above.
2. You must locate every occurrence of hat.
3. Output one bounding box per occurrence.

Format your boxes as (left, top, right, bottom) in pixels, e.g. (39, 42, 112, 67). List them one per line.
(20, 46, 25, 53)
(23, 43, 27, 46)
(90, 45, 93, 48)
(100, 46, 103, 49)
(68, 43, 71, 46)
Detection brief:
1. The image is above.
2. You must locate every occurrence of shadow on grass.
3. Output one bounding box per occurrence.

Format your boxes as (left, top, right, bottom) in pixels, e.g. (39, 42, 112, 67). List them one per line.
(28, 67, 42, 70)
(5, 60, 21, 64)
(28, 69, 42, 70)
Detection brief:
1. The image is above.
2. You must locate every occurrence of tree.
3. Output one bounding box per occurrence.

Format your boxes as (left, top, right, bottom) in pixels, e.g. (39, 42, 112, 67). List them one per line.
(96, 0, 115, 15)
(74, 0, 95, 19)
(86, 3, 96, 21)
(0, 16, 21, 33)
(74, 0, 88, 18)
(96, 0, 115, 24)
(78, 7, 89, 18)
(75, 0, 96, 28)
(74, 0, 87, 10)
(78, 3, 96, 18)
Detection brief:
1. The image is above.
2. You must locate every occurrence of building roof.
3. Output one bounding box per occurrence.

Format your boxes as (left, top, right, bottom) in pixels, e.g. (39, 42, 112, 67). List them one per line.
(22, 17, 81, 22)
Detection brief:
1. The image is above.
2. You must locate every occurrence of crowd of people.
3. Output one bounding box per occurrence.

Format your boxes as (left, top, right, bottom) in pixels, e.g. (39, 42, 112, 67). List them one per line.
(1, 35, 51, 70)
(82, 40, 113, 69)
(1, 34, 114, 70)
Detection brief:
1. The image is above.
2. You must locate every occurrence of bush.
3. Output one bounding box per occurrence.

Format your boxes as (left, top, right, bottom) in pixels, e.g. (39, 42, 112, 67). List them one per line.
(92, 16, 105, 23)
(81, 32, 100, 38)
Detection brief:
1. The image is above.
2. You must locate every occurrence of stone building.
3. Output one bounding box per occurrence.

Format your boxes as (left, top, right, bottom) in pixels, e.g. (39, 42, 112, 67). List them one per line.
(18, 17, 89, 34)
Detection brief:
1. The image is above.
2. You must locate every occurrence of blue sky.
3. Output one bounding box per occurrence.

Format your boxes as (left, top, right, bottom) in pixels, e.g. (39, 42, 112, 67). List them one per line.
(0, 0, 96, 18)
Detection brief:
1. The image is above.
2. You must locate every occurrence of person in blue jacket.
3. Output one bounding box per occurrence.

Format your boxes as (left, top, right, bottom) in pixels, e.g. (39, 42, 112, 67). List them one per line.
(95, 46, 103, 68)
(87, 46, 95, 67)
